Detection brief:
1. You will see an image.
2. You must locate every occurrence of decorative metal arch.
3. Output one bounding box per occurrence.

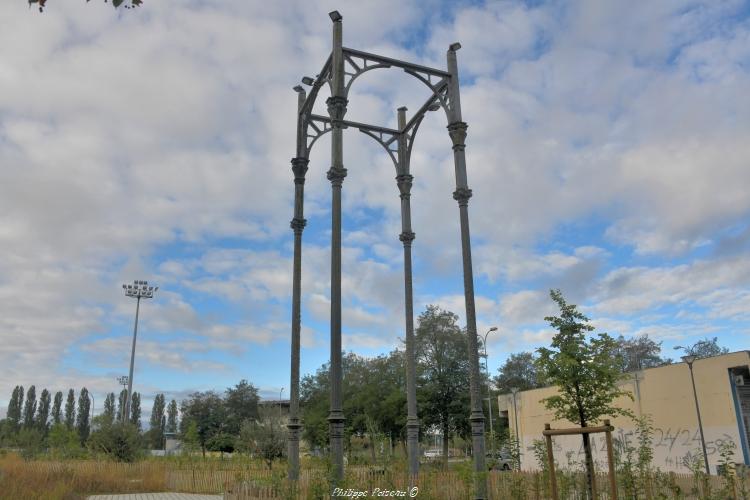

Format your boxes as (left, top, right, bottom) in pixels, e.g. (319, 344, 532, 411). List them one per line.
(286, 12, 488, 499)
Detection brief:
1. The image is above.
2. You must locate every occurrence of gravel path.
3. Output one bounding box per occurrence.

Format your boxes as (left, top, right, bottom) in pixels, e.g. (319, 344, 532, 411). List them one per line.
(87, 494, 223, 500)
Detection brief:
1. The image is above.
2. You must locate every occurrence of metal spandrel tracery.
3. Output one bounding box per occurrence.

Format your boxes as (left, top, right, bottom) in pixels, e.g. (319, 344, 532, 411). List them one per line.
(287, 11, 488, 499)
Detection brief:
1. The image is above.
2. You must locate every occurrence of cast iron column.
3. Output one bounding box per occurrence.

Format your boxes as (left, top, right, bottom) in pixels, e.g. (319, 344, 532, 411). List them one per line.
(327, 10, 347, 483)
(447, 43, 487, 499)
(397, 107, 420, 479)
(288, 86, 308, 482)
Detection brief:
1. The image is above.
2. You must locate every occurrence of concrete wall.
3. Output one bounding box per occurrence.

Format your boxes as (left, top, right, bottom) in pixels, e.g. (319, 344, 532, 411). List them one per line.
(498, 351, 750, 473)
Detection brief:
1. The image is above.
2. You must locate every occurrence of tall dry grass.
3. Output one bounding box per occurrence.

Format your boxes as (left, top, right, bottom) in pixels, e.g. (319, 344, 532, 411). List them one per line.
(0, 452, 167, 500)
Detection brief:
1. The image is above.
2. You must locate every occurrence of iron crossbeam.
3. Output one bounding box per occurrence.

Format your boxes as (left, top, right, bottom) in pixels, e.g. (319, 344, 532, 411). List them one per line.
(343, 47, 450, 79)
(308, 113, 399, 137)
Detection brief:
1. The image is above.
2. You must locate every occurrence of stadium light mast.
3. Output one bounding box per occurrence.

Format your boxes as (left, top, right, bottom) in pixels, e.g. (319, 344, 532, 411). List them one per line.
(122, 280, 157, 421)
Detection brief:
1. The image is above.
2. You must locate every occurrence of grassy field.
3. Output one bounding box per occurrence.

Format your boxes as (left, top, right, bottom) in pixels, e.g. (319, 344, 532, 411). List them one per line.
(0, 451, 742, 499)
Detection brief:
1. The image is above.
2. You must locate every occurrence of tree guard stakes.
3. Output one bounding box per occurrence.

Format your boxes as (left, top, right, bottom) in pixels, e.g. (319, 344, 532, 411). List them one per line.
(543, 420, 618, 500)
(286, 11, 489, 499)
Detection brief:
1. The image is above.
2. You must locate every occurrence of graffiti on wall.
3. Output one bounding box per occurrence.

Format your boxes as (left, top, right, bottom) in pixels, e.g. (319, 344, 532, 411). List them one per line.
(523, 426, 739, 472)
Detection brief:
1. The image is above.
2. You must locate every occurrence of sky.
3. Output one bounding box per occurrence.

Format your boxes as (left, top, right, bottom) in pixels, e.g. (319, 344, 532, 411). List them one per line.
(0, 0, 749, 420)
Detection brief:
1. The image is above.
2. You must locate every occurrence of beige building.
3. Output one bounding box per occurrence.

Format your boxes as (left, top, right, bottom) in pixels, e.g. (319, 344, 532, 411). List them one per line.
(497, 351, 750, 473)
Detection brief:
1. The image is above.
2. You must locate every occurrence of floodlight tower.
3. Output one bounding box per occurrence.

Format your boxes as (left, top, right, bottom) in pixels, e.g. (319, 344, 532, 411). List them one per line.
(122, 280, 157, 421)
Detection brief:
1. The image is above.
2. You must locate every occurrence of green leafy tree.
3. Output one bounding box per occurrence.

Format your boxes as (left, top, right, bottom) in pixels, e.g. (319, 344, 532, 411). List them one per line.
(48, 423, 82, 459)
(148, 393, 166, 449)
(166, 399, 178, 434)
(130, 392, 142, 430)
(6, 386, 24, 432)
(224, 380, 260, 436)
(51, 391, 63, 425)
(87, 422, 143, 462)
(76, 387, 91, 444)
(179, 390, 226, 457)
(415, 305, 471, 464)
(35, 388, 51, 433)
(17, 427, 44, 459)
(676, 337, 730, 359)
(237, 407, 287, 469)
(30, 0, 144, 13)
(22, 385, 37, 429)
(494, 352, 544, 393)
(102, 392, 116, 426)
(64, 389, 76, 430)
(613, 334, 671, 372)
(536, 290, 632, 500)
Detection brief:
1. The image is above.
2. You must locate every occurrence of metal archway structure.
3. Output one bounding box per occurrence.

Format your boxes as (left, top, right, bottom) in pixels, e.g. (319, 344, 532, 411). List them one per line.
(287, 11, 488, 499)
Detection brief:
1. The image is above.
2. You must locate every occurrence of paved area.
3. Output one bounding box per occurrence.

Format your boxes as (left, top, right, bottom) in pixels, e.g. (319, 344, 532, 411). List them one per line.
(88, 494, 223, 500)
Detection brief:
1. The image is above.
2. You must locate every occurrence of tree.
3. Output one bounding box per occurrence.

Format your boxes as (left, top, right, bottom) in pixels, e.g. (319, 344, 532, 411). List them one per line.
(64, 389, 76, 430)
(30, 0, 144, 13)
(536, 290, 632, 500)
(130, 392, 141, 430)
(224, 380, 260, 436)
(6, 386, 24, 432)
(22, 385, 37, 429)
(51, 391, 63, 425)
(117, 389, 127, 422)
(415, 305, 471, 465)
(179, 391, 226, 457)
(166, 399, 178, 434)
(494, 352, 544, 394)
(102, 392, 116, 426)
(613, 334, 671, 372)
(236, 407, 287, 469)
(48, 423, 82, 459)
(76, 387, 91, 444)
(677, 337, 730, 359)
(87, 422, 143, 462)
(35, 388, 51, 433)
(148, 394, 166, 449)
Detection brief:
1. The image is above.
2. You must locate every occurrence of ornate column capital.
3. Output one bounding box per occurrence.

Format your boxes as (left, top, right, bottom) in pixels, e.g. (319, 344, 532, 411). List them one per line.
(453, 187, 473, 206)
(290, 217, 307, 234)
(447, 121, 468, 151)
(326, 96, 349, 123)
(396, 174, 414, 199)
(327, 166, 348, 187)
(291, 157, 309, 185)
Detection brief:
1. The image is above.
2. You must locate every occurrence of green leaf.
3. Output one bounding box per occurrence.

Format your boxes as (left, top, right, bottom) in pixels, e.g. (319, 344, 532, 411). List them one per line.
(113, 0, 124, 7)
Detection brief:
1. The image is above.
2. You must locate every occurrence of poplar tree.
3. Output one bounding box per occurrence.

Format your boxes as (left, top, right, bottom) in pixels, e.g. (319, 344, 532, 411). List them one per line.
(6, 386, 24, 431)
(36, 389, 52, 433)
(64, 389, 76, 430)
(149, 394, 166, 448)
(166, 399, 178, 434)
(103, 392, 116, 425)
(22, 385, 37, 429)
(76, 387, 91, 444)
(130, 392, 142, 430)
(51, 391, 63, 425)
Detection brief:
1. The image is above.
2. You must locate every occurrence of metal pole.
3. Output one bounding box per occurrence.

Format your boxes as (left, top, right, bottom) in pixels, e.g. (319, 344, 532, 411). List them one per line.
(447, 42, 486, 499)
(125, 295, 141, 421)
(397, 106, 420, 480)
(511, 387, 520, 468)
(687, 360, 710, 474)
(288, 85, 308, 482)
(327, 10, 347, 484)
(279, 388, 284, 418)
(481, 328, 497, 457)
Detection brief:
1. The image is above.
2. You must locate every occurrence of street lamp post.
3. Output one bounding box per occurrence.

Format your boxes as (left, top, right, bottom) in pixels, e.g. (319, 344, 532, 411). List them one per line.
(122, 280, 157, 423)
(279, 387, 284, 418)
(682, 354, 710, 474)
(480, 327, 498, 456)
